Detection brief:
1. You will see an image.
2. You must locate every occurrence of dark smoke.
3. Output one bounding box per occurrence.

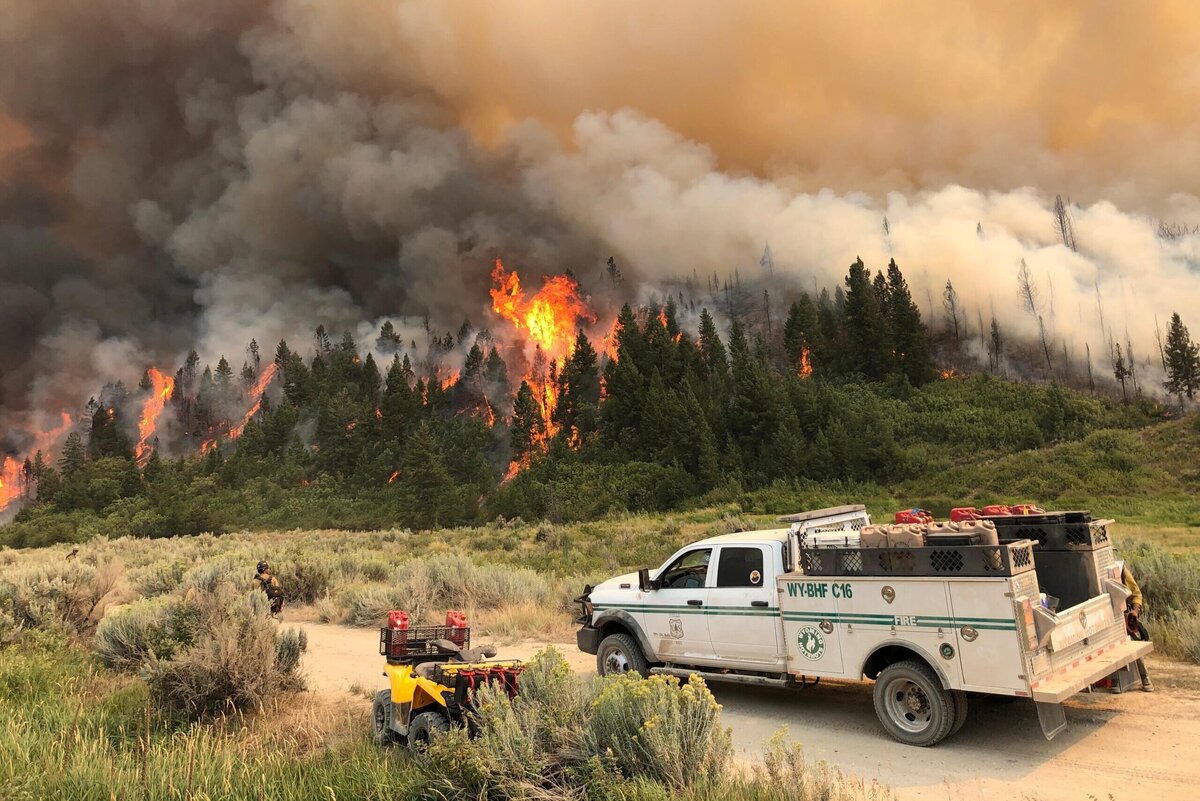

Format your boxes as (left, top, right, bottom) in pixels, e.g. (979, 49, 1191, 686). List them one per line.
(0, 0, 599, 426)
(2, 0, 1198, 442)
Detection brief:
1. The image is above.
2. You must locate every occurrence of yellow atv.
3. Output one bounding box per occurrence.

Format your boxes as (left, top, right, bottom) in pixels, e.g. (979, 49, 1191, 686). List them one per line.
(372, 611, 523, 749)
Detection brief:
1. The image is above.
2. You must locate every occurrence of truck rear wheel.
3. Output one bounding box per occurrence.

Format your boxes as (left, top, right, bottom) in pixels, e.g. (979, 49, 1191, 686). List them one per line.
(597, 632, 649, 677)
(950, 690, 969, 736)
(872, 660, 957, 746)
(371, 690, 397, 746)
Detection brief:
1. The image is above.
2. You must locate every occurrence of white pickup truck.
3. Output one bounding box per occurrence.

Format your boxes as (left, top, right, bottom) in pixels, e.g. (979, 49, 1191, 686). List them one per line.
(575, 505, 1152, 746)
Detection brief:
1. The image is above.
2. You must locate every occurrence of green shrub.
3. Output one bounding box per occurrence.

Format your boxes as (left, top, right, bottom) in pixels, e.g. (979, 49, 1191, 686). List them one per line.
(1169, 610, 1200, 664)
(0, 559, 126, 635)
(1124, 543, 1200, 617)
(423, 649, 730, 798)
(585, 673, 731, 789)
(142, 583, 306, 718)
(341, 584, 407, 627)
(93, 599, 190, 672)
(276, 557, 334, 604)
(133, 560, 187, 597)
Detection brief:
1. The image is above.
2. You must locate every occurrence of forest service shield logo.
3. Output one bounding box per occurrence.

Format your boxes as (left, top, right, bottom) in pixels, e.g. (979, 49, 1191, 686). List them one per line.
(796, 626, 826, 660)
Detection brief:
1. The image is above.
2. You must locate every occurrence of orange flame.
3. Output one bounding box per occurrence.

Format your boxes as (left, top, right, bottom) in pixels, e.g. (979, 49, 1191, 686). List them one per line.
(0, 411, 73, 513)
(136, 368, 175, 466)
(440, 370, 460, 391)
(387, 470, 400, 484)
(501, 459, 524, 484)
(229, 362, 278, 439)
(490, 259, 595, 363)
(940, 368, 961, 379)
(797, 347, 813, 379)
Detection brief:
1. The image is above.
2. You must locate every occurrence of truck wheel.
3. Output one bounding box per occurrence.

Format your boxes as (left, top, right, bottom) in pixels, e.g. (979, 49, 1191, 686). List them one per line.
(408, 710, 450, 751)
(872, 660, 956, 746)
(371, 690, 397, 746)
(950, 690, 969, 736)
(597, 632, 649, 677)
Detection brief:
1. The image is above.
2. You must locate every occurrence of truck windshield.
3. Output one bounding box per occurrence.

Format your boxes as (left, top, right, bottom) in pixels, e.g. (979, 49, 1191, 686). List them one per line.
(659, 549, 711, 589)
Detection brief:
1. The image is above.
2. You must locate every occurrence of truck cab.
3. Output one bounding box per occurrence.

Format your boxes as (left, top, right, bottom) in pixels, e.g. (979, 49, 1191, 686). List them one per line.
(580, 531, 790, 674)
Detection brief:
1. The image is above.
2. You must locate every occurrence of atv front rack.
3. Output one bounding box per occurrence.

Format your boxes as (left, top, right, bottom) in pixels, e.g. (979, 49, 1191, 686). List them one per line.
(441, 661, 524, 724)
(379, 625, 470, 660)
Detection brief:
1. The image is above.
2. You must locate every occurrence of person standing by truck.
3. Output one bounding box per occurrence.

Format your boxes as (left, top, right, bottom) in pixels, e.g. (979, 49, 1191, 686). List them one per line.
(1115, 560, 1153, 693)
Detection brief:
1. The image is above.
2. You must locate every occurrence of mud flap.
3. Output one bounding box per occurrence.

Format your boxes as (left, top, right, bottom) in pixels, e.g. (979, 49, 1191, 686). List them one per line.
(1036, 701, 1067, 740)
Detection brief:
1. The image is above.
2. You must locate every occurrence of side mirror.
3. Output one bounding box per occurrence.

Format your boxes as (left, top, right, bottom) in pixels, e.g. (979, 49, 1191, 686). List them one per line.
(638, 568, 655, 593)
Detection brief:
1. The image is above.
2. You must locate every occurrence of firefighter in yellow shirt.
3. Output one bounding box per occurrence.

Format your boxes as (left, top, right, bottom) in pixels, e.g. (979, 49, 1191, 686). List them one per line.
(1115, 561, 1152, 692)
(254, 561, 285, 617)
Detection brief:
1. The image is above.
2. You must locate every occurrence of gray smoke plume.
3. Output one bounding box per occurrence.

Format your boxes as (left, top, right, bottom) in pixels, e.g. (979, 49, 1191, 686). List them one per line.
(2, 0, 1199, 448)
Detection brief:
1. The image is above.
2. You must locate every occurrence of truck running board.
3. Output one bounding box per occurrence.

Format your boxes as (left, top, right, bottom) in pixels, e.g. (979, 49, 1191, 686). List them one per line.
(650, 666, 790, 688)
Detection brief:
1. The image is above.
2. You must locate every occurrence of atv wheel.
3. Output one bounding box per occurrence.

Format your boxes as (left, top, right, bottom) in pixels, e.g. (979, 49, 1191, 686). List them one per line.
(872, 660, 956, 747)
(596, 632, 649, 677)
(371, 690, 397, 746)
(407, 710, 450, 751)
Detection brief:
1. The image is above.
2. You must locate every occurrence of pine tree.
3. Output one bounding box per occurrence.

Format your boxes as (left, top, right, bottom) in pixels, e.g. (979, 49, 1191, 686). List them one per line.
(605, 256, 623, 289)
(214, 357, 233, 389)
(942, 280, 962, 346)
(843, 258, 890, 380)
(1112, 343, 1131, 404)
(697, 308, 729, 381)
(885, 259, 935, 385)
(1164, 312, 1200, 405)
(481, 347, 506, 392)
(510, 381, 545, 460)
(58, 432, 86, 478)
(361, 353, 381, 402)
(783, 295, 817, 373)
(1017, 259, 1053, 375)
(397, 421, 455, 529)
(248, 338, 261, 372)
(554, 331, 601, 441)
(274, 340, 292, 373)
(314, 325, 332, 354)
(281, 352, 312, 407)
(988, 317, 1004, 374)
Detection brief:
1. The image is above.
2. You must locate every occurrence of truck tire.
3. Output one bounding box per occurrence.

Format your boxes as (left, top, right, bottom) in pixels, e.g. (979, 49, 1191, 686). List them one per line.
(872, 660, 956, 746)
(597, 632, 649, 677)
(371, 690, 397, 746)
(407, 710, 450, 751)
(950, 690, 969, 736)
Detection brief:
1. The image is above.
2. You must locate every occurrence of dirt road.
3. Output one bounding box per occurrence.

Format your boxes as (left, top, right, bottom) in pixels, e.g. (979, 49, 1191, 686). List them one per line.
(295, 621, 1200, 801)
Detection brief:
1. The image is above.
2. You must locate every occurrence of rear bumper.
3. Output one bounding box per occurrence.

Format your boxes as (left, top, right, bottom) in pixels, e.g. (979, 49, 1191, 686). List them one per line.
(1030, 639, 1153, 703)
(576, 627, 601, 655)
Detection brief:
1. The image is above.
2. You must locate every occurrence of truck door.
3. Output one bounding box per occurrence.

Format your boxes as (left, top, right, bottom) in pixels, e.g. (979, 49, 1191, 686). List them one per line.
(947, 580, 1026, 693)
(707, 545, 783, 669)
(644, 547, 715, 663)
(780, 578, 845, 675)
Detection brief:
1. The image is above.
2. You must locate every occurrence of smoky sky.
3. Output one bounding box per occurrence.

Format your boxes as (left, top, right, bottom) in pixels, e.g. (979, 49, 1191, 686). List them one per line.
(2, 0, 1199, 429)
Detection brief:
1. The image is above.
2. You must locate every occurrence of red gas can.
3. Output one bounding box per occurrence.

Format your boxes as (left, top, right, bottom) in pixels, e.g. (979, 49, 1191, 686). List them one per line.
(387, 610, 410, 630)
(981, 504, 1012, 516)
(446, 610, 468, 645)
(950, 507, 982, 522)
(894, 508, 934, 524)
